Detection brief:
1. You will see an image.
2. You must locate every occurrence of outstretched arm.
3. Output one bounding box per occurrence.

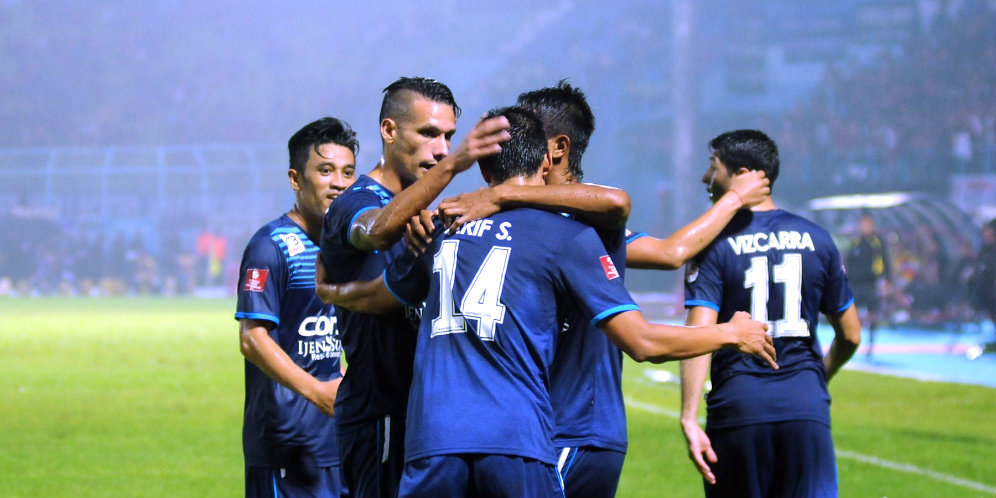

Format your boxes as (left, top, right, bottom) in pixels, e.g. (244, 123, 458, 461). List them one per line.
(350, 116, 511, 251)
(626, 171, 770, 270)
(823, 303, 861, 380)
(239, 319, 340, 416)
(679, 306, 720, 485)
(315, 258, 402, 313)
(437, 182, 631, 232)
(597, 309, 777, 367)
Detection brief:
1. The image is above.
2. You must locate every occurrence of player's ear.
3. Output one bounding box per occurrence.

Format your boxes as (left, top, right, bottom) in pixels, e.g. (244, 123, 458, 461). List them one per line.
(540, 149, 553, 178)
(734, 166, 751, 176)
(288, 168, 302, 192)
(381, 118, 397, 144)
(549, 134, 570, 162)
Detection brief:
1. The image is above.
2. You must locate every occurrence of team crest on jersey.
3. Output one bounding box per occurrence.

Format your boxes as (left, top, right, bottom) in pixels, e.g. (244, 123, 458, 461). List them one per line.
(685, 261, 699, 283)
(279, 233, 306, 257)
(243, 268, 269, 292)
(600, 255, 620, 280)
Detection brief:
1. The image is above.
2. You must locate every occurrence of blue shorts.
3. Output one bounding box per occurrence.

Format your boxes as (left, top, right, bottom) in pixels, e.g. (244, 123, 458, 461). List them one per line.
(337, 415, 405, 498)
(245, 465, 343, 498)
(706, 420, 837, 498)
(398, 454, 564, 498)
(556, 446, 625, 498)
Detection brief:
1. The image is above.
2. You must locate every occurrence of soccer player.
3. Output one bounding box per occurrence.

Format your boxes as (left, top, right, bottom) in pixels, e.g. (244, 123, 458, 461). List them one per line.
(316, 106, 776, 498)
(433, 81, 770, 498)
(846, 212, 890, 358)
(318, 77, 510, 498)
(235, 117, 358, 498)
(679, 129, 862, 498)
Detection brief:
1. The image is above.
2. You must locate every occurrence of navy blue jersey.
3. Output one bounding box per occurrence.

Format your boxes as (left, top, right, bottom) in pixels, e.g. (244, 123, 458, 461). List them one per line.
(235, 214, 343, 468)
(684, 209, 854, 429)
(384, 208, 639, 465)
(319, 175, 418, 428)
(548, 229, 647, 452)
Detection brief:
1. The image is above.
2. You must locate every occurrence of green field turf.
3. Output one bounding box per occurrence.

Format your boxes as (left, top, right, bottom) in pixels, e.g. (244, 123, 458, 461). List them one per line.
(1, 298, 994, 498)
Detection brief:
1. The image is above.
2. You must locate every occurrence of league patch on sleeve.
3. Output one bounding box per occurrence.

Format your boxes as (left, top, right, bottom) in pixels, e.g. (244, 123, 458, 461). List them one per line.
(600, 255, 620, 280)
(243, 269, 269, 292)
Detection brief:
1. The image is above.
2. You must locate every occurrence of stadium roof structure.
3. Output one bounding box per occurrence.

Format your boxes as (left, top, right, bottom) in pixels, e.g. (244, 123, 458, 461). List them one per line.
(808, 192, 981, 256)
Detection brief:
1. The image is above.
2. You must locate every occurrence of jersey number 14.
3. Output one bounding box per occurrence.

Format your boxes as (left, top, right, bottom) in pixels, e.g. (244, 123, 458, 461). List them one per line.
(431, 240, 510, 341)
(744, 254, 809, 338)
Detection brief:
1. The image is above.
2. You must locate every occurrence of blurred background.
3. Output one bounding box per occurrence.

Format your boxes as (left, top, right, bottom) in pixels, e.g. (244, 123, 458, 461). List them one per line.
(1, 0, 994, 329)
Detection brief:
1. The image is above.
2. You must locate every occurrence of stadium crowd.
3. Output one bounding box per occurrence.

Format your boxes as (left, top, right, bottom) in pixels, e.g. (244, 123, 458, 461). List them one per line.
(1, 1, 994, 331)
(0, 211, 244, 297)
(774, 0, 996, 197)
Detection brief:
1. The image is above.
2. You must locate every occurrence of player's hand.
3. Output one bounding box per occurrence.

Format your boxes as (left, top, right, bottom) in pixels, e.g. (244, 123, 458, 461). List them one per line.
(445, 115, 511, 173)
(437, 187, 501, 234)
(730, 170, 770, 207)
(308, 377, 341, 417)
(725, 311, 778, 369)
(681, 418, 718, 485)
(404, 210, 435, 256)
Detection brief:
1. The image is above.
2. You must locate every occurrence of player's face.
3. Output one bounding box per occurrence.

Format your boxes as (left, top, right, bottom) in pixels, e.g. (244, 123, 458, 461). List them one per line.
(859, 216, 875, 236)
(390, 97, 457, 188)
(703, 152, 733, 202)
(296, 143, 356, 216)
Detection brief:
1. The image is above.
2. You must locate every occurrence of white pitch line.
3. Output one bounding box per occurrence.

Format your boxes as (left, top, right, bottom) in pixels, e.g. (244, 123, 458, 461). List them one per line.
(624, 397, 996, 495)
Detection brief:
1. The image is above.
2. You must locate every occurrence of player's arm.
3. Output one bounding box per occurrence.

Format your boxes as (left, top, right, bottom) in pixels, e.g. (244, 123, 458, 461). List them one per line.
(349, 116, 511, 251)
(626, 171, 769, 270)
(823, 303, 862, 381)
(679, 306, 720, 484)
(437, 182, 630, 232)
(238, 318, 340, 416)
(314, 258, 402, 313)
(597, 309, 777, 367)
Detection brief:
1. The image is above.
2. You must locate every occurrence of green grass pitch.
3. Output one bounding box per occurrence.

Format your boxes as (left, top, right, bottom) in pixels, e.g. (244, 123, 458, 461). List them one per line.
(1, 298, 994, 497)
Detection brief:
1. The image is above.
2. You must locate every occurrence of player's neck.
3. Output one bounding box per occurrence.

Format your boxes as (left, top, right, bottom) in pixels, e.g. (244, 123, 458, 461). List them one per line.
(493, 174, 545, 188)
(367, 157, 399, 194)
(749, 197, 778, 212)
(286, 206, 320, 242)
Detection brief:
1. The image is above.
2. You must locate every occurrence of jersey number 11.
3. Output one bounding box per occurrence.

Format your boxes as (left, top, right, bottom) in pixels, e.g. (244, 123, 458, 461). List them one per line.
(744, 254, 809, 338)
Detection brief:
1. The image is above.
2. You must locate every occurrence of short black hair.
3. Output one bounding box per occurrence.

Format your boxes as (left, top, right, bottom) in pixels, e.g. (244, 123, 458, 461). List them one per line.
(379, 76, 461, 124)
(708, 129, 780, 187)
(516, 80, 595, 182)
(288, 117, 359, 173)
(477, 106, 548, 185)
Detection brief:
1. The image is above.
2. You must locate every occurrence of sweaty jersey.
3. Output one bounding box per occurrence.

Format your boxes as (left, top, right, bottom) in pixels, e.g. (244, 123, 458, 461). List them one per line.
(319, 175, 418, 428)
(235, 214, 343, 468)
(384, 208, 639, 465)
(684, 209, 853, 429)
(549, 228, 647, 453)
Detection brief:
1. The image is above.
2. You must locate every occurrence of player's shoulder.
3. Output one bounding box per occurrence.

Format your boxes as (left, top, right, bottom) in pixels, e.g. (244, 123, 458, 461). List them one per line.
(510, 207, 591, 235)
(773, 209, 834, 241)
(337, 175, 390, 204)
(246, 215, 294, 247)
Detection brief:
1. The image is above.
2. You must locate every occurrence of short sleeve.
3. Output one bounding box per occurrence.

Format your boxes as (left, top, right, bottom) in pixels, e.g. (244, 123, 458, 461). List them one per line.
(383, 247, 431, 307)
(320, 186, 384, 281)
(556, 227, 639, 326)
(821, 244, 855, 315)
(235, 235, 285, 325)
(684, 246, 723, 312)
